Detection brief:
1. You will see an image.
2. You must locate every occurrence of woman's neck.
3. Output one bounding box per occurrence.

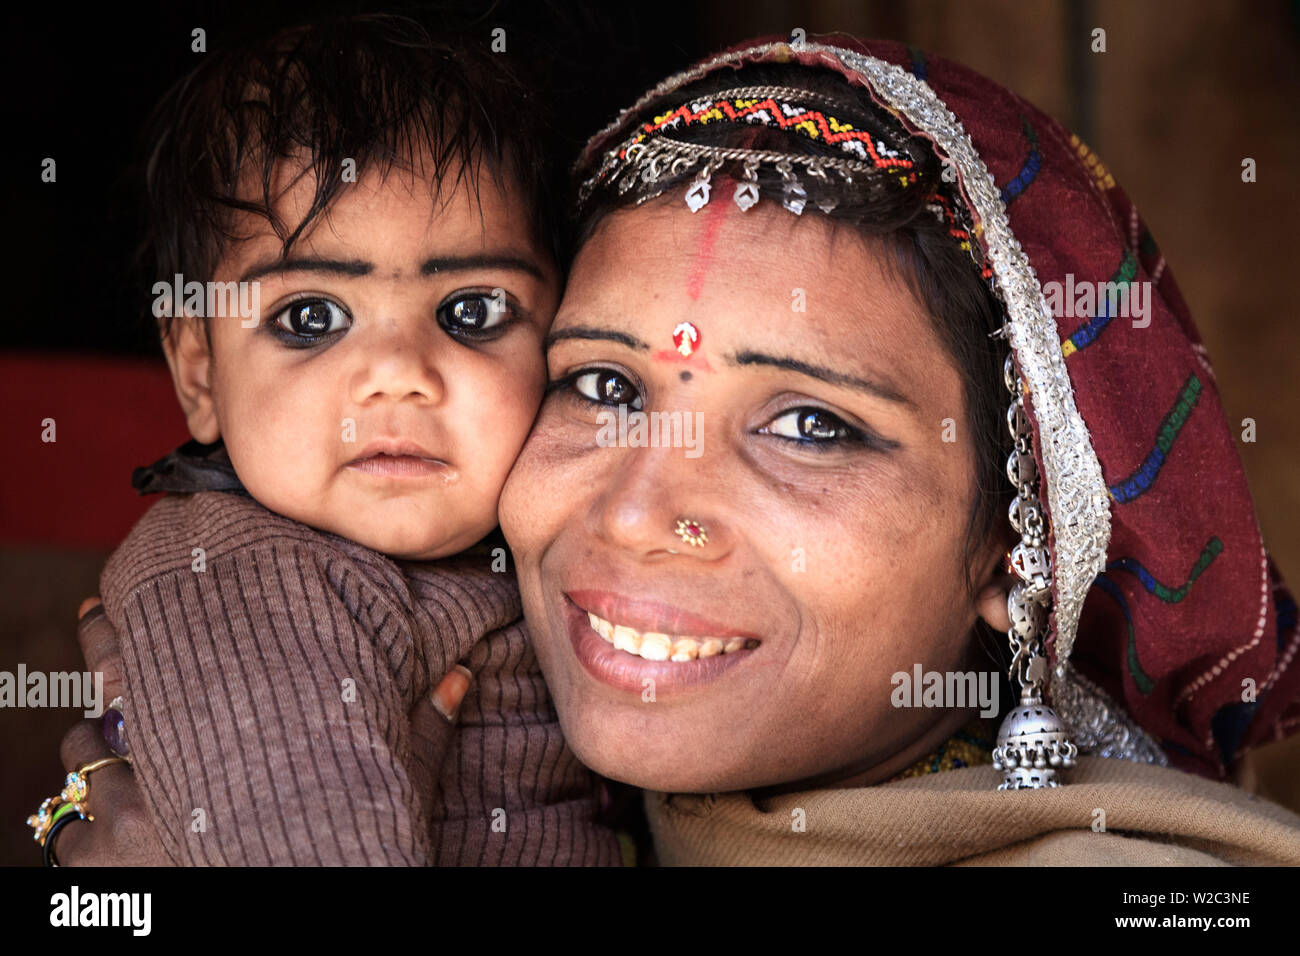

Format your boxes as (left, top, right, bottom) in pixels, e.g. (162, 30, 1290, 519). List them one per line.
(749, 706, 982, 798)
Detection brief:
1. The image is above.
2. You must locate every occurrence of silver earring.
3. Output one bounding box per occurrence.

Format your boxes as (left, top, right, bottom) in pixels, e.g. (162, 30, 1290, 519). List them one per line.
(992, 352, 1078, 789)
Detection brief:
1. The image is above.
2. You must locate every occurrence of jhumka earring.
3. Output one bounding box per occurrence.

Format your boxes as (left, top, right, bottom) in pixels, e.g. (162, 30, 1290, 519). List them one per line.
(992, 352, 1079, 789)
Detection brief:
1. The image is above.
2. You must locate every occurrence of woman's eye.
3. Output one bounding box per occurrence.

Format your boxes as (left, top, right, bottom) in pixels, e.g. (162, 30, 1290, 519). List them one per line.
(762, 407, 860, 443)
(572, 369, 644, 410)
(274, 299, 349, 338)
(437, 292, 512, 334)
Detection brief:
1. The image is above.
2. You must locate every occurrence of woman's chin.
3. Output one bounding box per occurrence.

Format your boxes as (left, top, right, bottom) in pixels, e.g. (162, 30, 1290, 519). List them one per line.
(551, 699, 762, 793)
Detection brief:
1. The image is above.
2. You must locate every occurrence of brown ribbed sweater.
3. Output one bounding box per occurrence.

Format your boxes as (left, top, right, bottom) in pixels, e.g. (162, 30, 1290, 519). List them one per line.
(100, 491, 620, 866)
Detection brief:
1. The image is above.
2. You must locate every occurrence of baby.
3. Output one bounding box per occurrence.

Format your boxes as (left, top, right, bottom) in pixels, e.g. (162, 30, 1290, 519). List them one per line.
(99, 16, 620, 865)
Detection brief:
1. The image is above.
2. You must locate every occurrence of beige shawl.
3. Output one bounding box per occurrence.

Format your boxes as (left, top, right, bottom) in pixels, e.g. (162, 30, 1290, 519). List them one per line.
(645, 756, 1300, 865)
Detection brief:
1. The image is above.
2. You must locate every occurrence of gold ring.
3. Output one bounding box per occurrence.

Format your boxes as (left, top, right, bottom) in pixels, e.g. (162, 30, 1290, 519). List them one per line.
(26, 756, 129, 844)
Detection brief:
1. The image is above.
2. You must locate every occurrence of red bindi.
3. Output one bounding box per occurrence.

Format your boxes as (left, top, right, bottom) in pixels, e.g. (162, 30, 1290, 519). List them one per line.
(672, 321, 700, 357)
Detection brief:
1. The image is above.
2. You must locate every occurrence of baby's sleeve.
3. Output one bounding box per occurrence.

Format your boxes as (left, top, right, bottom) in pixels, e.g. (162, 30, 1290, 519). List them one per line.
(427, 620, 625, 866)
(101, 497, 438, 866)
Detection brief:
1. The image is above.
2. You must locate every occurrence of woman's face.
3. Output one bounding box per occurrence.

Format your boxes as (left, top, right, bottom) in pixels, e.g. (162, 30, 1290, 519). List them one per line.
(500, 196, 1009, 793)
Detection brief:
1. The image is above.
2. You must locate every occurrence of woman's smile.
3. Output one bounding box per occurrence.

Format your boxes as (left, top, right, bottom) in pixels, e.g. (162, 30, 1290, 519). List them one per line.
(563, 591, 762, 694)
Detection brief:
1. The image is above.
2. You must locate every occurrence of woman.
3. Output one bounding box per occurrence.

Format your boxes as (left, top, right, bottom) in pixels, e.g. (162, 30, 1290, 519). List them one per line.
(54, 34, 1300, 865)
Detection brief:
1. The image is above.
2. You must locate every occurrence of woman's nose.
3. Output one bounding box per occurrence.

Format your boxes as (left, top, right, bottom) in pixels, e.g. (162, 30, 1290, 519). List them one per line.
(587, 445, 729, 560)
(348, 322, 445, 406)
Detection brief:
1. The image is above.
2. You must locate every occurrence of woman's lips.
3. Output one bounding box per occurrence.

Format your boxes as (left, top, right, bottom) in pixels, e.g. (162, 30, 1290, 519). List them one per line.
(566, 590, 763, 640)
(562, 593, 760, 695)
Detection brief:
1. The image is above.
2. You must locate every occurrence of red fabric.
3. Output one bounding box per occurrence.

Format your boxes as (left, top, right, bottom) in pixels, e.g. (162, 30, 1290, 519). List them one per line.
(579, 36, 1300, 781)
(0, 352, 188, 549)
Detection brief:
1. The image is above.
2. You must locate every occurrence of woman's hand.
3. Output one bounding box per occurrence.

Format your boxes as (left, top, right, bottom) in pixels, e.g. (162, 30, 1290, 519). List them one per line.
(54, 598, 471, 866)
(54, 600, 168, 865)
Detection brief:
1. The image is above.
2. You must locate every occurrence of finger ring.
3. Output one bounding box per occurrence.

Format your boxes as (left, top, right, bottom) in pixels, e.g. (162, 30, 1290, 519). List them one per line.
(102, 695, 131, 760)
(42, 804, 88, 867)
(26, 756, 129, 846)
(60, 756, 130, 813)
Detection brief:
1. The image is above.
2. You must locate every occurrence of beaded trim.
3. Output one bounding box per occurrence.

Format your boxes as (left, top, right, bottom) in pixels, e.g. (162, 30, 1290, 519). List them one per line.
(639, 88, 917, 167)
(579, 85, 921, 209)
(580, 41, 1162, 766)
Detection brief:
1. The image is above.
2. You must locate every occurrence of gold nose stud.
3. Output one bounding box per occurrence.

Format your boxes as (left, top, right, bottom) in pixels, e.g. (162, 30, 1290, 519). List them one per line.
(674, 518, 708, 548)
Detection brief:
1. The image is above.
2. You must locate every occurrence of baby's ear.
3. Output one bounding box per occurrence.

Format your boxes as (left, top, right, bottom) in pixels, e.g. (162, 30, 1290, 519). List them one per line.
(161, 315, 220, 444)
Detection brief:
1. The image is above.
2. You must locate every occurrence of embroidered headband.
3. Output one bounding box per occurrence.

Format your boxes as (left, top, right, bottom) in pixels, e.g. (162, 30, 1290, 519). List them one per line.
(578, 85, 920, 211)
(576, 81, 994, 283)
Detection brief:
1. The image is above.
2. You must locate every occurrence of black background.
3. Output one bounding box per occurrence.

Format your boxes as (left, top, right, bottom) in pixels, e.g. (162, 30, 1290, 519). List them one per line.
(3, 0, 717, 355)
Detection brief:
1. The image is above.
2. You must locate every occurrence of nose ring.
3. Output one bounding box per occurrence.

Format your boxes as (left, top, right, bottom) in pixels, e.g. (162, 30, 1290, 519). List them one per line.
(674, 518, 709, 548)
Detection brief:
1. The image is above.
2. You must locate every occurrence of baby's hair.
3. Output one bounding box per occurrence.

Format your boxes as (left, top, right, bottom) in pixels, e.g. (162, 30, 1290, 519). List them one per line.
(140, 12, 558, 341)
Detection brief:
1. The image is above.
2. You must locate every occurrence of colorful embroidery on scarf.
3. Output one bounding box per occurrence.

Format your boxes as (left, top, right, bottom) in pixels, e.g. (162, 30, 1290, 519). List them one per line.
(1060, 249, 1139, 358)
(1106, 373, 1202, 503)
(1070, 132, 1115, 191)
(1091, 574, 1155, 694)
(927, 192, 994, 280)
(1107, 536, 1224, 603)
(1092, 537, 1223, 696)
(1000, 117, 1041, 206)
(636, 97, 917, 171)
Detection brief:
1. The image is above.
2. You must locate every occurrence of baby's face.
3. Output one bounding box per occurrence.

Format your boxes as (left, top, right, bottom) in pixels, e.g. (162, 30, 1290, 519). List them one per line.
(170, 155, 559, 559)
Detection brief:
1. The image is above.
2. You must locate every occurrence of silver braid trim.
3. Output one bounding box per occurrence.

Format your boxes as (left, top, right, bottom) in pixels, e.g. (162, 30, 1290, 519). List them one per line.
(587, 41, 1161, 766)
(1054, 661, 1169, 764)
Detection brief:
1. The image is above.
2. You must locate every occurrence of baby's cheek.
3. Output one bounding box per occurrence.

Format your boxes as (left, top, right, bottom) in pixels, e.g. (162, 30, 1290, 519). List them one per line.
(218, 391, 334, 513)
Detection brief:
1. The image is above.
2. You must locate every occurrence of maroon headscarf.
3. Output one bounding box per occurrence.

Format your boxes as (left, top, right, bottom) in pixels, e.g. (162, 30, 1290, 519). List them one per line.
(577, 35, 1299, 782)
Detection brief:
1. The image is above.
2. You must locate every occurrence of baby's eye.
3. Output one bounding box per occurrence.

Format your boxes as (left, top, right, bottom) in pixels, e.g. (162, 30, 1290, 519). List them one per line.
(275, 299, 350, 338)
(760, 407, 861, 444)
(437, 291, 513, 335)
(572, 369, 644, 410)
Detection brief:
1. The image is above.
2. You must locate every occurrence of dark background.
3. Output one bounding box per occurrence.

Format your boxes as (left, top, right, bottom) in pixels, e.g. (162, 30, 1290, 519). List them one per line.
(4, 0, 1299, 865)
(3, 0, 725, 356)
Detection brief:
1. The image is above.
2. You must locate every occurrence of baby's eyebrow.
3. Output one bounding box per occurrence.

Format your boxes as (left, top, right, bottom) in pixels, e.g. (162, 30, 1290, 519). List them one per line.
(420, 254, 545, 280)
(238, 253, 545, 284)
(240, 257, 372, 283)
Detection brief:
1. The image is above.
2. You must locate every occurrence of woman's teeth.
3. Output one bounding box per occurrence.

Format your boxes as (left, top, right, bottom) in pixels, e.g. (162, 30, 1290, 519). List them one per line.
(586, 611, 758, 662)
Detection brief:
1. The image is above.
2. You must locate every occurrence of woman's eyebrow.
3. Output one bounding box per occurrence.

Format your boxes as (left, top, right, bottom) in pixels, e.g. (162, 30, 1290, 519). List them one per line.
(544, 326, 651, 352)
(729, 350, 915, 407)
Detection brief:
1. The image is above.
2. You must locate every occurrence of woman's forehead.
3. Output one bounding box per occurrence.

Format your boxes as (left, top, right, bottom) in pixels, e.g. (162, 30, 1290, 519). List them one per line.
(562, 199, 950, 382)
(551, 200, 967, 416)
